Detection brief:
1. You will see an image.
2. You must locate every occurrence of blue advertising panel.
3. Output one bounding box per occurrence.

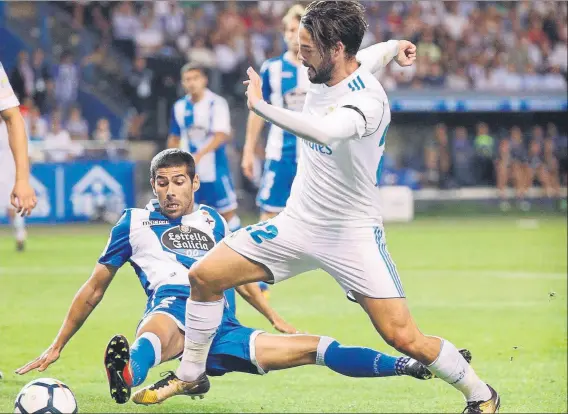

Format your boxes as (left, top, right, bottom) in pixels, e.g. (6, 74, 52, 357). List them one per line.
(0, 161, 135, 224)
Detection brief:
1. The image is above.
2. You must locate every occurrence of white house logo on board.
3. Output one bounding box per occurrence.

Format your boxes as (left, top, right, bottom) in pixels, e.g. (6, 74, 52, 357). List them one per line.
(70, 166, 125, 218)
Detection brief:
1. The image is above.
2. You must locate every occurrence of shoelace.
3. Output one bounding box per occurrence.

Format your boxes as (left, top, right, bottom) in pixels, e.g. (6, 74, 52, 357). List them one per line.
(149, 371, 176, 390)
(463, 400, 483, 413)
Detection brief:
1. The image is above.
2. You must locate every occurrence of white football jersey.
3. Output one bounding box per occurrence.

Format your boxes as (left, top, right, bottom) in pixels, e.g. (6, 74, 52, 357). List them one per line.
(285, 67, 391, 227)
(0, 62, 20, 112)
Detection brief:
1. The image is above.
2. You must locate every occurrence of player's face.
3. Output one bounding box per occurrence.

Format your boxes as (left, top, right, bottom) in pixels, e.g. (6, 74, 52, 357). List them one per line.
(298, 25, 334, 84)
(182, 70, 207, 96)
(151, 165, 200, 219)
(283, 18, 300, 54)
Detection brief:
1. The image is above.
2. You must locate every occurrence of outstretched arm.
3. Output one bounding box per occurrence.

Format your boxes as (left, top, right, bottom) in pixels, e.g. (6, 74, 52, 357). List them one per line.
(356, 40, 417, 74)
(0, 64, 37, 216)
(236, 283, 299, 334)
(244, 67, 374, 147)
(16, 263, 118, 374)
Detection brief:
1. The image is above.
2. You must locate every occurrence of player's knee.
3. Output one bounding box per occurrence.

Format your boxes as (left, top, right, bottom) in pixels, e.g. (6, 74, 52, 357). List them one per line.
(382, 328, 420, 354)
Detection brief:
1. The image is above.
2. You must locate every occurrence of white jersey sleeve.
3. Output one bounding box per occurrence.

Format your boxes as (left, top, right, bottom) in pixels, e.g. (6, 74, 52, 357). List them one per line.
(337, 91, 385, 139)
(211, 97, 231, 135)
(356, 40, 399, 74)
(0, 63, 20, 112)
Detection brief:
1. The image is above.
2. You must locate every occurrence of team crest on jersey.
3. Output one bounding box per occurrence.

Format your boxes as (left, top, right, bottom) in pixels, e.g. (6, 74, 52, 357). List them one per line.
(161, 226, 215, 258)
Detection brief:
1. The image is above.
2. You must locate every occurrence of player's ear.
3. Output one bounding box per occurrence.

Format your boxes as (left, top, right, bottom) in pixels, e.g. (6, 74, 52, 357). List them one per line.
(150, 179, 157, 196)
(192, 174, 200, 192)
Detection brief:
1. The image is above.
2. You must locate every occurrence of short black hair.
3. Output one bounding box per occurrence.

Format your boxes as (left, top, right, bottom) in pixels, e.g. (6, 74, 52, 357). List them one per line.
(181, 62, 208, 78)
(150, 149, 196, 181)
(301, 0, 368, 58)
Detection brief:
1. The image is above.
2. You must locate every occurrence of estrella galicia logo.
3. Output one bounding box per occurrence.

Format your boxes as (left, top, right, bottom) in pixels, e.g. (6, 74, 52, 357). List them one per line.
(161, 226, 215, 258)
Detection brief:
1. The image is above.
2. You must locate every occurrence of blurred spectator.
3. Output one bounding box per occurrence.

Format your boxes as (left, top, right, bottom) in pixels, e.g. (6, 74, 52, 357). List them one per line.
(187, 36, 217, 69)
(66, 106, 89, 140)
(452, 126, 475, 186)
(508, 126, 531, 210)
(446, 65, 470, 90)
(9, 50, 34, 100)
(443, 2, 469, 40)
(424, 123, 451, 188)
(55, 52, 79, 117)
(25, 106, 48, 141)
(543, 137, 566, 211)
(423, 62, 446, 87)
(526, 138, 555, 198)
(125, 57, 155, 115)
(92, 118, 112, 142)
(160, 1, 186, 46)
(39, 80, 57, 115)
(135, 14, 164, 58)
(547, 123, 568, 186)
(111, 2, 140, 60)
(44, 116, 75, 162)
(494, 139, 513, 210)
(474, 123, 495, 185)
(31, 49, 52, 111)
(417, 28, 442, 63)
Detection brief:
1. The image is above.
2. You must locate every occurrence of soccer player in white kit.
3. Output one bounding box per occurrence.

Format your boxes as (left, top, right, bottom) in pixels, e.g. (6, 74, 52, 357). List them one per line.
(0, 62, 36, 249)
(146, 2, 500, 412)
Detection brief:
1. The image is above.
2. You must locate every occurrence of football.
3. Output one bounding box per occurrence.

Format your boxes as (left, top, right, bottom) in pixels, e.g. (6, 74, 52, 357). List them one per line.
(14, 378, 77, 414)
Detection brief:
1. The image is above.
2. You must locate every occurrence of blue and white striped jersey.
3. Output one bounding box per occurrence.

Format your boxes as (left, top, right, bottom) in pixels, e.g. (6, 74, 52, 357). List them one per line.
(169, 89, 231, 182)
(261, 53, 310, 162)
(98, 204, 229, 297)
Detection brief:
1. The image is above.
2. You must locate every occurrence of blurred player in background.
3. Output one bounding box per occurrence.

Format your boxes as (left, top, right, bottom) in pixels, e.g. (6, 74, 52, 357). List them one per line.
(151, 1, 500, 413)
(0, 62, 36, 250)
(15, 149, 465, 406)
(168, 64, 240, 232)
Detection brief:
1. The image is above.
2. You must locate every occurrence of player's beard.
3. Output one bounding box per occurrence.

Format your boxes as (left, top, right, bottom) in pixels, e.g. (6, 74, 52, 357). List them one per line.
(308, 52, 334, 84)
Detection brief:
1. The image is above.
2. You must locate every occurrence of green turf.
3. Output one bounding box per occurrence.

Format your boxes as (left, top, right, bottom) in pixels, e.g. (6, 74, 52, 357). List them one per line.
(0, 217, 566, 413)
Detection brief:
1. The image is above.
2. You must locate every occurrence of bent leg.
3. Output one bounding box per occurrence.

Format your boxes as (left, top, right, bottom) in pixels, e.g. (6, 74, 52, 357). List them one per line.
(354, 293, 491, 403)
(255, 333, 429, 379)
(132, 313, 185, 386)
(180, 214, 315, 382)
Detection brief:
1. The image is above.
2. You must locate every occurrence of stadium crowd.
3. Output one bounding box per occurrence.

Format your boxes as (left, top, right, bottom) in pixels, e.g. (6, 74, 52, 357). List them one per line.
(63, 0, 568, 93)
(6, 0, 567, 194)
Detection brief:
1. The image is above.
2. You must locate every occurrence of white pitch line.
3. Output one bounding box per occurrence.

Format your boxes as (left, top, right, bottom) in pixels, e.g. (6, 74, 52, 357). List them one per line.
(0, 267, 565, 280)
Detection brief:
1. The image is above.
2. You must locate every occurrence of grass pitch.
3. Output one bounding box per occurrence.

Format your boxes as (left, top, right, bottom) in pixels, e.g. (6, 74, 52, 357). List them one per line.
(0, 216, 566, 413)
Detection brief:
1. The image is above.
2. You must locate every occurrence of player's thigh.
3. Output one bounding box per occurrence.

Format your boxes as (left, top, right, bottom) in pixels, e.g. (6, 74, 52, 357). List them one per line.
(254, 333, 320, 371)
(136, 313, 184, 362)
(317, 226, 405, 301)
(221, 213, 318, 287)
(190, 242, 270, 294)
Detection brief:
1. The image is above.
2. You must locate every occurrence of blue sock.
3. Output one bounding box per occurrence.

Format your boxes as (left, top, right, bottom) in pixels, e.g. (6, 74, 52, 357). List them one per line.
(130, 333, 161, 386)
(321, 339, 408, 377)
(258, 281, 269, 291)
(226, 215, 241, 233)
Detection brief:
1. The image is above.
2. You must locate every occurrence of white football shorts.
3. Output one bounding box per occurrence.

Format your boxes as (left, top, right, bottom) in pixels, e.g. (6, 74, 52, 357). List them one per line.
(223, 211, 405, 300)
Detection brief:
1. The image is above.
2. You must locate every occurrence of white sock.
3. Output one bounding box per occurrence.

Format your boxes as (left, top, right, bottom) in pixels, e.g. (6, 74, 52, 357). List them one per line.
(13, 214, 26, 242)
(428, 338, 491, 402)
(176, 298, 224, 382)
(315, 336, 335, 366)
(139, 332, 162, 367)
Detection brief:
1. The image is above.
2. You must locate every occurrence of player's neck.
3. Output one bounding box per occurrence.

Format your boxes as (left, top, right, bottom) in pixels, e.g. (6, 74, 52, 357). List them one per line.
(191, 91, 206, 103)
(325, 58, 359, 87)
